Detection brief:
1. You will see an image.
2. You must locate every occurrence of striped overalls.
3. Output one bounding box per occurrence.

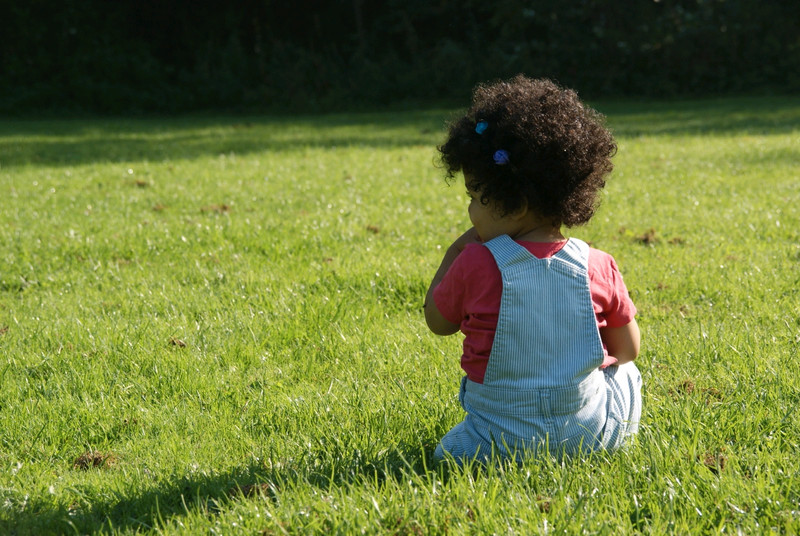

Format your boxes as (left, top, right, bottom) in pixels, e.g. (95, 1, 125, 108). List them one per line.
(434, 235, 642, 463)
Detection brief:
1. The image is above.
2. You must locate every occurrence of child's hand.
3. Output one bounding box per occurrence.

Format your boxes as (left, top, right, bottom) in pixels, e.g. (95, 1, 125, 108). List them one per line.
(451, 227, 482, 252)
(600, 354, 619, 369)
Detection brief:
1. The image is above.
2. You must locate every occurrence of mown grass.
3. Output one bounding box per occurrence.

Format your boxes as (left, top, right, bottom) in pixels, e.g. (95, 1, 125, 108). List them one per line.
(1, 96, 799, 534)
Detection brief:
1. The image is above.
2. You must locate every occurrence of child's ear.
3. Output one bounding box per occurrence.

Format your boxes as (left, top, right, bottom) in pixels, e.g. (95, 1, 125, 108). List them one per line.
(509, 199, 529, 221)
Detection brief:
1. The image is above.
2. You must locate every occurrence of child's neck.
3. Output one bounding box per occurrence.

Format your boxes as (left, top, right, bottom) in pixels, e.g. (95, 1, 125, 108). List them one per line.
(511, 214, 565, 242)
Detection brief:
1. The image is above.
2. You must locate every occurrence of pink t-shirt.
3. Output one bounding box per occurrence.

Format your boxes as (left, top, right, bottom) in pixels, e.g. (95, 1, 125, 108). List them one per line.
(433, 240, 637, 384)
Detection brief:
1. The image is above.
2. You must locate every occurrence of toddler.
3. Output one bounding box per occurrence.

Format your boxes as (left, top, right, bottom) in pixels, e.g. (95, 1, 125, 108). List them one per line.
(424, 75, 642, 464)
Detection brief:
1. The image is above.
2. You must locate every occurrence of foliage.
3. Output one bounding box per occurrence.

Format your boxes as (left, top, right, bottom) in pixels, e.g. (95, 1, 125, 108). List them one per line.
(1, 97, 799, 533)
(1, 1, 799, 113)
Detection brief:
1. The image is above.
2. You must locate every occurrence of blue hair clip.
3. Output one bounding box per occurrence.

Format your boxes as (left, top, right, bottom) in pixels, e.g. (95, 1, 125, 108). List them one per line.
(493, 149, 510, 165)
(475, 121, 488, 135)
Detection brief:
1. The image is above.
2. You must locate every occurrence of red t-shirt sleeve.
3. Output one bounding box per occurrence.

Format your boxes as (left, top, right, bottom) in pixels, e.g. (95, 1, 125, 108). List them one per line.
(588, 248, 637, 329)
(432, 258, 465, 325)
(433, 244, 499, 325)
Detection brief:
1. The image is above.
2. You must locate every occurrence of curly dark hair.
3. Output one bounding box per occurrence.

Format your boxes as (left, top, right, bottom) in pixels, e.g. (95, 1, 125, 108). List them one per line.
(438, 75, 617, 227)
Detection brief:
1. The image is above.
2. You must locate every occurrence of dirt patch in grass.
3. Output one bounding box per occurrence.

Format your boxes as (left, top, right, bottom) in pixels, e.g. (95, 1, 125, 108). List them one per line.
(201, 204, 230, 213)
(699, 450, 728, 474)
(168, 337, 187, 348)
(73, 451, 117, 470)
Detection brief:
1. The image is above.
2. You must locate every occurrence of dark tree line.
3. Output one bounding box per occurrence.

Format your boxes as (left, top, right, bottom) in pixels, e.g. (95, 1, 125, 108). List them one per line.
(1, 0, 798, 114)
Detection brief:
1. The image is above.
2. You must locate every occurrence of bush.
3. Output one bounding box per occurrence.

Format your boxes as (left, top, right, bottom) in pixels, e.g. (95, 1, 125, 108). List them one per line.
(1, 0, 797, 114)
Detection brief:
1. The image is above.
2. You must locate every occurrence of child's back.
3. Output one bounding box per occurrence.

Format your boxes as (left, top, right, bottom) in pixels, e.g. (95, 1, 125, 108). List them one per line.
(435, 235, 641, 462)
(424, 75, 642, 464)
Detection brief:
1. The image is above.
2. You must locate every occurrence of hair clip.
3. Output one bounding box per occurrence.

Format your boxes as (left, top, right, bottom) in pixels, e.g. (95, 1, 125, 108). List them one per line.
(475, 121, 488, 135)
(493, 149, 510, 165)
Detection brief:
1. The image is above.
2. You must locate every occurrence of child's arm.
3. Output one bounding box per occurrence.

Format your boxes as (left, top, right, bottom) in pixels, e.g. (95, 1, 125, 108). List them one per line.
(424, 228, 481, 335)
(599, 318, 640, 366)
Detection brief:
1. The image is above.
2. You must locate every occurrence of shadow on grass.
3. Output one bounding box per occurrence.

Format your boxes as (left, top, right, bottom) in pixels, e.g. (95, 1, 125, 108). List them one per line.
(3, 442, 439, 535)
(0, 109, 453, 168)
(1, 96, 798, 168)
(599, 95, 800, 137)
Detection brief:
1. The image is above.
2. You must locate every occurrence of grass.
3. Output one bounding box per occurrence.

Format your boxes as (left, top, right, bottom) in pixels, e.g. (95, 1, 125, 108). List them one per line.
(1, 95, 799, 534)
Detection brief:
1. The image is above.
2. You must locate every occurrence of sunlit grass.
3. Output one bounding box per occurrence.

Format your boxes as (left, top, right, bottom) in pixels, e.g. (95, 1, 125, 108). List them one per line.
(1, 97, 799, 534)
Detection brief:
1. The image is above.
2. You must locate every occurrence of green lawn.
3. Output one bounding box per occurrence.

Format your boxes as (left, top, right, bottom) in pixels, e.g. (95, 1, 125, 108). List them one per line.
(1, 96, 799, 534)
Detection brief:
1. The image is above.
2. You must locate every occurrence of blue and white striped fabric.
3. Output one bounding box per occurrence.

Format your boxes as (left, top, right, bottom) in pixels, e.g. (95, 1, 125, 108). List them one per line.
(434, 234, 642, 464)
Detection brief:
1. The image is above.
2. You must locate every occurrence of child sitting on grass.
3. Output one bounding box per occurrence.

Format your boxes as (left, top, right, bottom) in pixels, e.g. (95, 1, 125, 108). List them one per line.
(424, 75, 642, 464)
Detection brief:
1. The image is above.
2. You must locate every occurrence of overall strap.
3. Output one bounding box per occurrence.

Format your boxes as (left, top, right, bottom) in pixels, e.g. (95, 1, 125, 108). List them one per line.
(483, 234, 532, 269)
(554, 237, 590, 272)
(484, 235, 590, 272)
(481, 233, 602, 388)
